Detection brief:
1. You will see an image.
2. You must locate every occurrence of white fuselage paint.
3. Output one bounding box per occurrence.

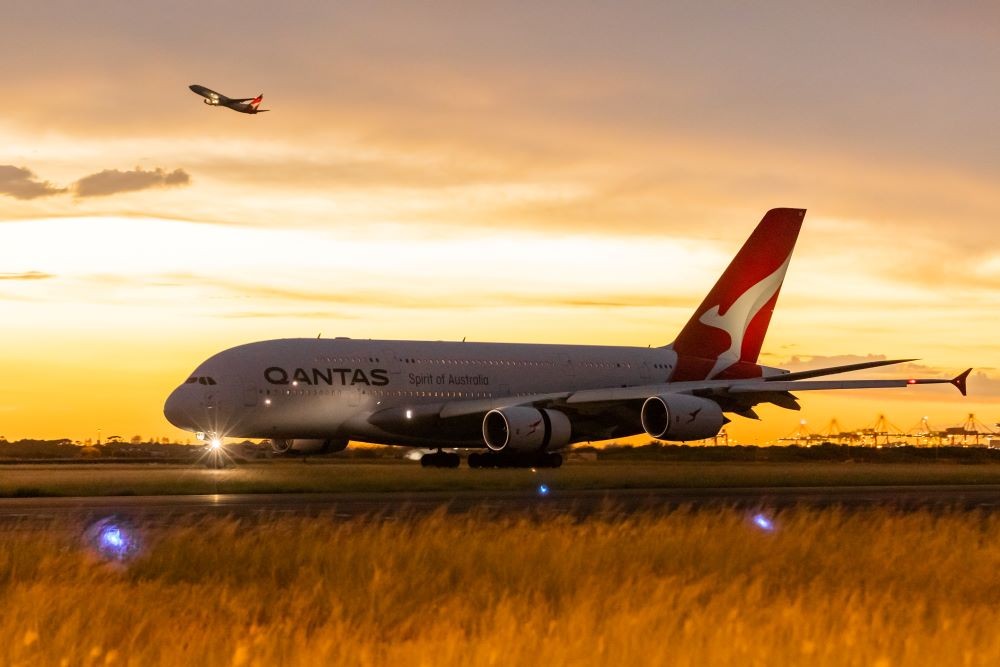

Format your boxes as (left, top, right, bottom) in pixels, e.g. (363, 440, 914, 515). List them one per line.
(164, 338, 684, 447)
(698, 253, 792, 379)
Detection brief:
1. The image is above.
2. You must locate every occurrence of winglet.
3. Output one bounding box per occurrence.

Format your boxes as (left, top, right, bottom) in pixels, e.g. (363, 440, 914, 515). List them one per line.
(951, 368, 972, 396)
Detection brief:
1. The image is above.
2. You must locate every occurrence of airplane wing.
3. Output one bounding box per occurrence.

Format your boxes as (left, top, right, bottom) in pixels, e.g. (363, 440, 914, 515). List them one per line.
(367, 367, 971, 437)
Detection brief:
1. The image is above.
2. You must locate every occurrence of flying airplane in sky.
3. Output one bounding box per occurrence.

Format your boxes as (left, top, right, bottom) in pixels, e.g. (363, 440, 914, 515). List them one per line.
(164, 208, 971, 468)
(188, 84, 268, 114)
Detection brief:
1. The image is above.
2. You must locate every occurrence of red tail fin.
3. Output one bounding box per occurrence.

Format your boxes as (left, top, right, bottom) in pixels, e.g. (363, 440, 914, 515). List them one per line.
(251, 94, 263, 108)
(671, 208, 805, 380)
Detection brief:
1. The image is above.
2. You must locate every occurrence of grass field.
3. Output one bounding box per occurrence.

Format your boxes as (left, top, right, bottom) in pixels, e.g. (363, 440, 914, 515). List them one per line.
(3, 460, 1000, 497)
(2, 508, 998, 665)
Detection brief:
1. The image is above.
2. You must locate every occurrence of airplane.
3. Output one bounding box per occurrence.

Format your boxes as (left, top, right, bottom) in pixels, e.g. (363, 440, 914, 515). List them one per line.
(188, 84, 268, 114)
(163, 208, 971, 468)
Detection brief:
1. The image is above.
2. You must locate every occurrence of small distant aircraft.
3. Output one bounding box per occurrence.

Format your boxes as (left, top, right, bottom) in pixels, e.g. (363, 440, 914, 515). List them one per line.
(189, 84, 268, 114)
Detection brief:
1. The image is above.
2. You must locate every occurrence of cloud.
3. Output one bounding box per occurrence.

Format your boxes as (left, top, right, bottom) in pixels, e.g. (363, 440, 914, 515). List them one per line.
(72, 167, 190, 198)
(157, 272, 694, 312)
(0, 165, 65, 200)
(773, 354, 959, 379)
(0, 271, 54, 281)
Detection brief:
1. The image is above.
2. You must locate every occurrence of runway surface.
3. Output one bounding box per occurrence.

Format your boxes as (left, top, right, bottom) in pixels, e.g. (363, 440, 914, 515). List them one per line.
(2, 485, 1000, 523)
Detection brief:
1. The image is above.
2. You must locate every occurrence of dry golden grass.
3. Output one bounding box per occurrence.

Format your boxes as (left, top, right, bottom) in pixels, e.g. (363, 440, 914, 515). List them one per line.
(2, 508, 999, 666)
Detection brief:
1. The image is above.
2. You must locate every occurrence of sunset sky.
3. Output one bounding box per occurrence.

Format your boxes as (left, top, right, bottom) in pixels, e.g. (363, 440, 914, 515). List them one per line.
(2, 1, 998, 443)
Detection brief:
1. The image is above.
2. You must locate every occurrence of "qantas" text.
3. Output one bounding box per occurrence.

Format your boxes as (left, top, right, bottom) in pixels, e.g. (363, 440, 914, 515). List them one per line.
(265, 367, 390, 386)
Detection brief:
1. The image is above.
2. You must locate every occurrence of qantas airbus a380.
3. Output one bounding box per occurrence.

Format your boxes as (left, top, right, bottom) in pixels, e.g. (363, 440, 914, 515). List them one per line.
(164, 209, 971, 468)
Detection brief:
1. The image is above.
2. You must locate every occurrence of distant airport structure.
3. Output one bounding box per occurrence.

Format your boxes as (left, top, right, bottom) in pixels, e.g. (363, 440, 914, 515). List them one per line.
(164, 208, 972, 468)
(778, 413, 999, 447)
(188, 84, 268, 114)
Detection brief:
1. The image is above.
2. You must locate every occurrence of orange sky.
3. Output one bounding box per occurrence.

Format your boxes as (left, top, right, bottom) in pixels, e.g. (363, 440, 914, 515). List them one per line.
(1, 2, 998, 443)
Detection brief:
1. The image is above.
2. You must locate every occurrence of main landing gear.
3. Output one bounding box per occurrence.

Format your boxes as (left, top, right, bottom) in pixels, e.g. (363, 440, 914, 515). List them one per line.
(467, 452, 563, 469)
(420, 450, 461, 468)
(419, 451, 564, 468)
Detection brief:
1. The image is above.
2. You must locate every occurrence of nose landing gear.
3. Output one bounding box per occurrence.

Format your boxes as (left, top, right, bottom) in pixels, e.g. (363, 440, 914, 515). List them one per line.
(419, 449, 461, 468)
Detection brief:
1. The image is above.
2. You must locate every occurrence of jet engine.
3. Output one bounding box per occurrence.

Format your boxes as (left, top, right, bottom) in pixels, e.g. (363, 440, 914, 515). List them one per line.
(640, 394, 725, 441)
(482, 407, 572, 452)
(270, 438, 349, 454)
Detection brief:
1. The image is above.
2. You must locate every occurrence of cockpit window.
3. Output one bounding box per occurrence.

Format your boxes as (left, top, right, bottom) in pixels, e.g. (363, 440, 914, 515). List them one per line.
(186, 377, 198, 384)
(188, 376, 217, 385)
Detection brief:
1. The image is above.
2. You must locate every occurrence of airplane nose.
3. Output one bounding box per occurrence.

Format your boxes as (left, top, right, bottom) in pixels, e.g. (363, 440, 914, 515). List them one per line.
(164, 385, 194, 430)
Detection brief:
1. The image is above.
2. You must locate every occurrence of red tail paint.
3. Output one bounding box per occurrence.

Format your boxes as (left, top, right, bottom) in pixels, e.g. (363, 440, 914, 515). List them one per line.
(671, 208, 805, 381)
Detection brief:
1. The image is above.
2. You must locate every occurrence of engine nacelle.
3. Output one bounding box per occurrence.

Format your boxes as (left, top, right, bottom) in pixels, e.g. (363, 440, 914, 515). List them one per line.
(270, 438, 348, 454)
(482, 407, 572, 452)
(640, 394, 725, 441)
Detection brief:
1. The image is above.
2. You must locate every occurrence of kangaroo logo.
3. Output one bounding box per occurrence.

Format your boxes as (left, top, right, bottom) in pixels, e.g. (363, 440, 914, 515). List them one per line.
(698, 253, 792, 379)
(686, 407, 702, 423)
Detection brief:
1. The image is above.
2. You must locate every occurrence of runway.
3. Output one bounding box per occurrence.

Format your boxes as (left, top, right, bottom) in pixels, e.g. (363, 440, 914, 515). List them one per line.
(2, 484, 1000, 523)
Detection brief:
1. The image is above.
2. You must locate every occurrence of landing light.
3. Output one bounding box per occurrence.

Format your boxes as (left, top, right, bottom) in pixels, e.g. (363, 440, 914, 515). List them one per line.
(210, 437, 222, 450)
(538, 484, 550, 496)
(405, 409, 413, 420)
(751, 513, 776, 532)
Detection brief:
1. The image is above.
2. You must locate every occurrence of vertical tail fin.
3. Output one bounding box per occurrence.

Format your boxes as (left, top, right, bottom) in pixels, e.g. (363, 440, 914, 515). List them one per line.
(250, 94, 263, 108)
(671, 208, 805, 380)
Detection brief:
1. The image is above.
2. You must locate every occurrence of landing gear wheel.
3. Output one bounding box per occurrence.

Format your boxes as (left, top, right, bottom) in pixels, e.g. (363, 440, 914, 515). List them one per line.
(421, 451, 461, 468)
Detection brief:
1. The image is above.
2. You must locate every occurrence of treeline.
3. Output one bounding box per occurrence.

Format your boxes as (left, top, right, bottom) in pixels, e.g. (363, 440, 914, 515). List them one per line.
(2, 439, 998, 463)
(0, 439, 403, 461)
(0, 439, 202, 460)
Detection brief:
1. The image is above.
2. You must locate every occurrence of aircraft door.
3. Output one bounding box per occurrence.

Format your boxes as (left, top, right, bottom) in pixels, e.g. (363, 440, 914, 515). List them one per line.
(640, 362, 652, 382)
(557, 353, 576, 378)
(243, 382, 258, 407)
(380, 348, 402, 384)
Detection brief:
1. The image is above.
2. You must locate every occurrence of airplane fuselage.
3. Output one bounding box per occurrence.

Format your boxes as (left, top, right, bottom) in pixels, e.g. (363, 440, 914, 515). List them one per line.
(189, 84, 265, 114)
(165, 337, 722, 447)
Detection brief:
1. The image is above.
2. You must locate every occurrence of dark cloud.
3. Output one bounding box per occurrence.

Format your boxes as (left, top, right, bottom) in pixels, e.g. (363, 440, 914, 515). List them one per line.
(0, 271, 54, 281)
(0, 165, 65, 200)
(72, 167, 191, 198)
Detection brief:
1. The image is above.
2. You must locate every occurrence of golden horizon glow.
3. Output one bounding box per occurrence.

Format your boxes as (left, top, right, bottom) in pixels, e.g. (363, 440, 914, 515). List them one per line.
(1, 2, 998, 443)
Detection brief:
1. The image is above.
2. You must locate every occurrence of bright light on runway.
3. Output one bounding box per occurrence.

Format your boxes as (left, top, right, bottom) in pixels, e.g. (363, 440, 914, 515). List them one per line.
(752, 513, 776, 532)
(84, 517, 139, 562)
